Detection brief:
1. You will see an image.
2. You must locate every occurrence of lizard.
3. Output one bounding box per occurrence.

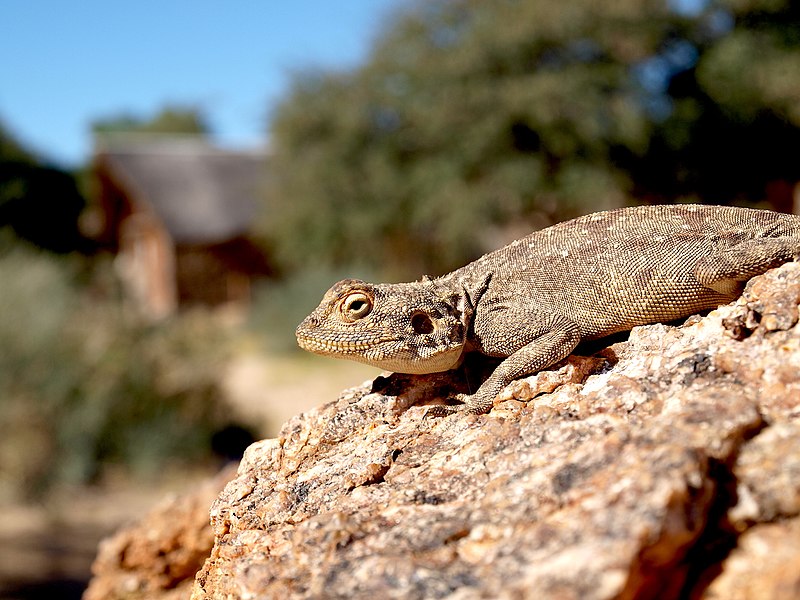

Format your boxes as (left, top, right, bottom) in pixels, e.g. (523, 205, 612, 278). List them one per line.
(295, 205, 800, 416)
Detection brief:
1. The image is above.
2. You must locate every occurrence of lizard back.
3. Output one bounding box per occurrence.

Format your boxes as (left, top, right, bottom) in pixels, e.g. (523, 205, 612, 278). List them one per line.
(444, 204, 800, 339)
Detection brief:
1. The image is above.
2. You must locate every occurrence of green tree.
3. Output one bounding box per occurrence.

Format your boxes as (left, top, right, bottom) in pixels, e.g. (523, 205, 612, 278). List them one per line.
(628, 0, 800, 210)
(264, 0, 800, 279)
(0, 119, 36, 164)
(0, 120, 89, 253)
(266, 0, 664, 277)
(92, 104, 210, 135)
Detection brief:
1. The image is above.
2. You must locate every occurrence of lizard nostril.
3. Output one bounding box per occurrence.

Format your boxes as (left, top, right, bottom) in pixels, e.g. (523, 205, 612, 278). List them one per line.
(301, 316, 319, 329)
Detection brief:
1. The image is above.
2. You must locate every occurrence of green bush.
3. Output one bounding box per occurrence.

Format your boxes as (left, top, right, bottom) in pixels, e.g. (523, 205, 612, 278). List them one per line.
(0, 240, 234, 500)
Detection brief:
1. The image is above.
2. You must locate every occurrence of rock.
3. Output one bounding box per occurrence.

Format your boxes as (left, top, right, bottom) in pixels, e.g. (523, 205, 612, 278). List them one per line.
(83, 464, 236, 600)
(702, 518, 800, 600)
(189, 263, 800, 599)
(85, 263, 800, 599)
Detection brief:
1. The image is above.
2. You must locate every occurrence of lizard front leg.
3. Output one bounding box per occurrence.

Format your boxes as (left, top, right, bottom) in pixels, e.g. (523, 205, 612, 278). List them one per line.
(426, 313, 581, 416)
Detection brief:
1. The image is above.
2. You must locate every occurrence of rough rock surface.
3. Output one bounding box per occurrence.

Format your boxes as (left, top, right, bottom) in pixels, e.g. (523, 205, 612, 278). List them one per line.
(192, 263, 800, 600)
(86, 263, 800, 599)
(83, 464, 236, 600)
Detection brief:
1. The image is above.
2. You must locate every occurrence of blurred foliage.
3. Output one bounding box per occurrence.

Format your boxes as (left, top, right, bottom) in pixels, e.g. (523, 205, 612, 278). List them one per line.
(91, 104, 210, 135)
(0, 119, 36, 164)
(0, 238, 235, 501)
(261, 0, 800, 279)
(0, 121, 89, 253)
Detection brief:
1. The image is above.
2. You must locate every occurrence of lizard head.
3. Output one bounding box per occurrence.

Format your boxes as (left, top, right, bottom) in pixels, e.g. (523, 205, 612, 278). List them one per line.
(295, 278, 468, 373)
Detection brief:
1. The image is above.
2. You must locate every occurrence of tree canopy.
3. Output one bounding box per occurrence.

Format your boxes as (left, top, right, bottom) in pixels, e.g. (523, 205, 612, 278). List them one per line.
(264, 0, 800, 279)
(91, 104, 210, 136)
(0, 121, 88, 253)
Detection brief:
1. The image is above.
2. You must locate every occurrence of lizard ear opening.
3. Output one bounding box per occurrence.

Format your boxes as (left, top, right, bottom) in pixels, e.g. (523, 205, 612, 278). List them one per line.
(411, 312, 435, 334)
(341, 292, 373, 322)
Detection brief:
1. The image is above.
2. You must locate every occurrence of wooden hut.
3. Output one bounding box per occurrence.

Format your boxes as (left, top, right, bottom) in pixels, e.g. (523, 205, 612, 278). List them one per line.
(93, 135, 272, 319)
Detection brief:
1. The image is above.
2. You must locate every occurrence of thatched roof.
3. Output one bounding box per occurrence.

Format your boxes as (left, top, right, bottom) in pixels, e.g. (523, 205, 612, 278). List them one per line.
(97, 135, 267, 244)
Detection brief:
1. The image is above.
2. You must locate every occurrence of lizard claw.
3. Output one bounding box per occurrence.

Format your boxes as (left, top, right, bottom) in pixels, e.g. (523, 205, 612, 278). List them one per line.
(423, 391, 478, 417)
(423, 392, 491, 418)
(423, 404, 464, 418)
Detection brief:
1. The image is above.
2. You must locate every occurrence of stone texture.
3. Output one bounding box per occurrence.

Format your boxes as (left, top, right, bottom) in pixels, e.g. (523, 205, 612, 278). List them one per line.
(83, 464, 236, 600)
(702, 518, 800, 600)
(190, 264, 800, 599)
(85, 263, 800, 599)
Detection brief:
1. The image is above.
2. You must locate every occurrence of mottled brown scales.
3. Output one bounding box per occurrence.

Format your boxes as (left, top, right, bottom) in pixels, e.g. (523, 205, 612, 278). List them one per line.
(296, 205, 800, 415)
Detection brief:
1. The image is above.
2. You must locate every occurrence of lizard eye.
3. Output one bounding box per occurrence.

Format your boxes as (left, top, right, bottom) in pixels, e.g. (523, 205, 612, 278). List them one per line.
(410, 312, 434, 334)
(341, 292, 372, 321)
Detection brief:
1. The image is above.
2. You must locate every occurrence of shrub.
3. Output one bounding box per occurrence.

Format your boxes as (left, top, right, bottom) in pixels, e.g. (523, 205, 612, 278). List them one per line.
(0, 239, 234, 500)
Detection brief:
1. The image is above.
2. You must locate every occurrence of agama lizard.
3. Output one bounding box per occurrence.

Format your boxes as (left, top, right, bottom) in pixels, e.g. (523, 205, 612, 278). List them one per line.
(296, 205, 800, 416)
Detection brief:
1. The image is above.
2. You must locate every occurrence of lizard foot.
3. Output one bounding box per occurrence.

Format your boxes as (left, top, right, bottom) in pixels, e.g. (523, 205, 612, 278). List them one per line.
(423, 404, 464, 418)
(423, 392, 485, 417)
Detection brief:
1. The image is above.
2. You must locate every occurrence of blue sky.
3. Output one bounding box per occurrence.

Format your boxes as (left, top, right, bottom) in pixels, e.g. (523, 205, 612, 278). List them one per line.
(0, 1, 401, 167)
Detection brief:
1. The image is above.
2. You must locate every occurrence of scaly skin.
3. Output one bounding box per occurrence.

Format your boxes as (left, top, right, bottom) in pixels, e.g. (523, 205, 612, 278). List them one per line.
(296, 205, 800, 415)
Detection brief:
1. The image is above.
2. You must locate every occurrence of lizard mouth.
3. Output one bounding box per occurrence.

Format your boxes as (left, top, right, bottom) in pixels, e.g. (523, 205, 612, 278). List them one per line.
(296, 330, 463, 373)
(295, 333, 384, 355)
